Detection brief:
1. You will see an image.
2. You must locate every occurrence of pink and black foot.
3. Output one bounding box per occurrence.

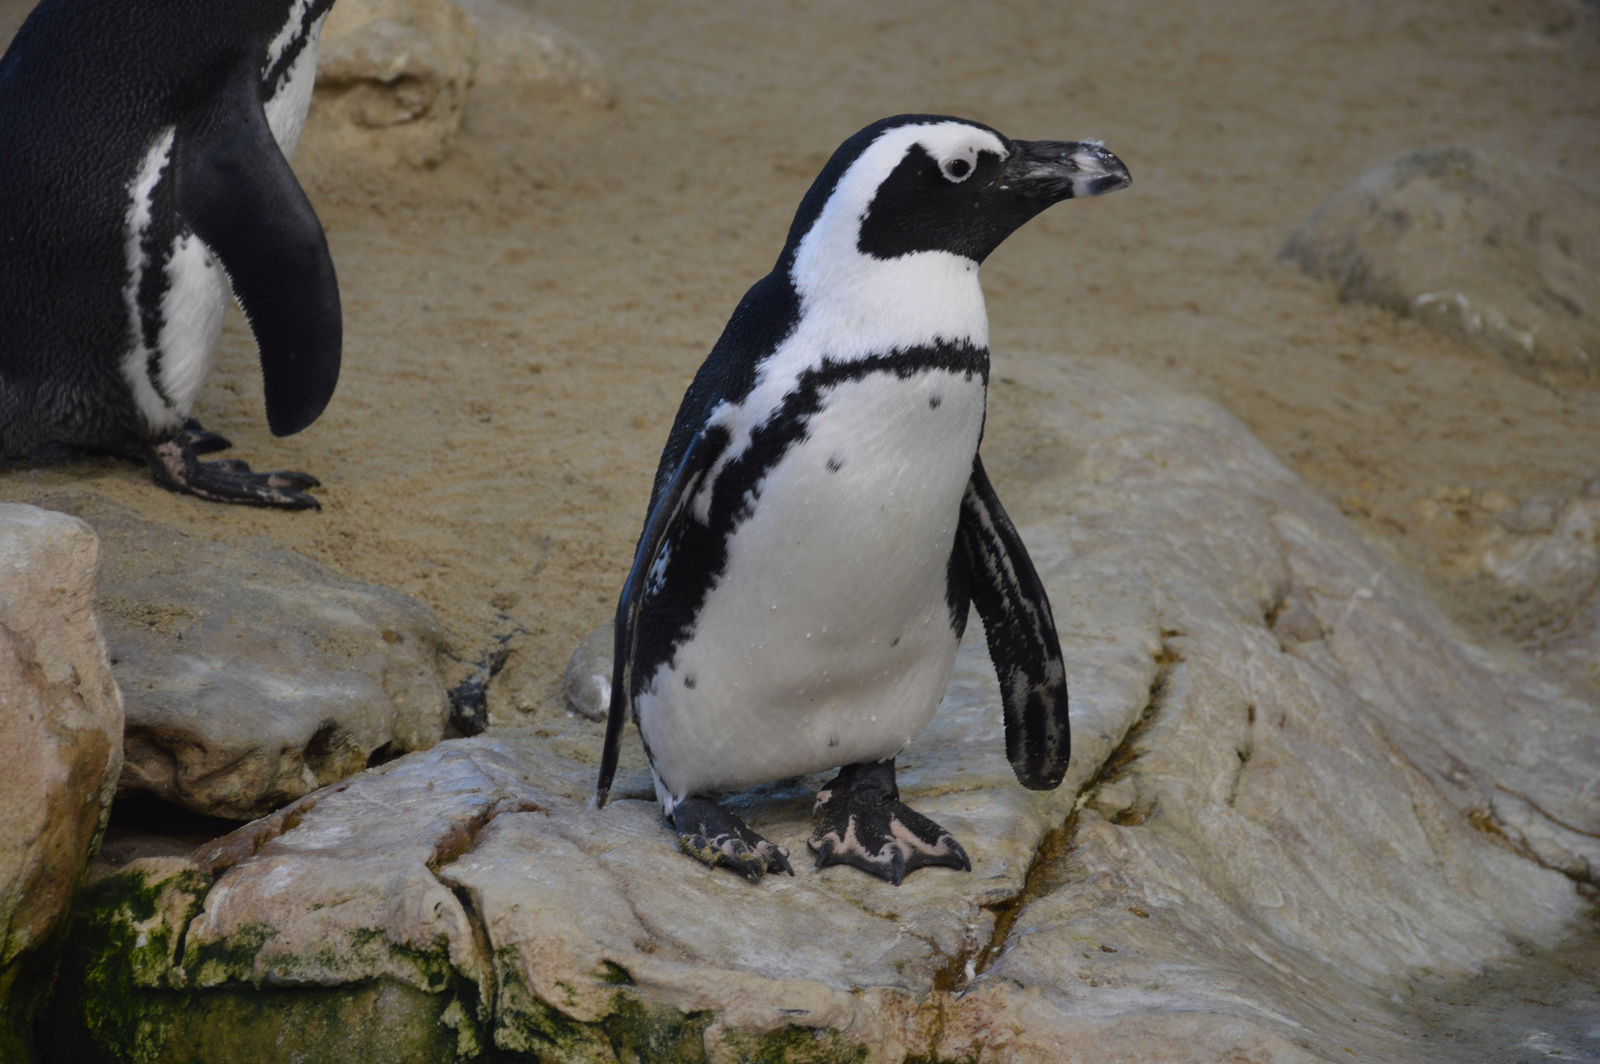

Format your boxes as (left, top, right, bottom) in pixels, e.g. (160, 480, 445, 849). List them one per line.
(672, 796, 794, 882)
(145, 421, 321, 510)
(808, 759, 971, 885)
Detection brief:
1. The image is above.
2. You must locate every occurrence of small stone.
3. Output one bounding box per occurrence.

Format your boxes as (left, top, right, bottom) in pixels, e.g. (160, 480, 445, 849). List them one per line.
(562, 618, 613, 721)
(1478, 489, 1516, 514)
(1089, 777, 1139, 817)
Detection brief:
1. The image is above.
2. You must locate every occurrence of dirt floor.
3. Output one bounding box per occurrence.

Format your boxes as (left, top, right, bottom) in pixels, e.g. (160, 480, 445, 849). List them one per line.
(3, 0, 1599, 719)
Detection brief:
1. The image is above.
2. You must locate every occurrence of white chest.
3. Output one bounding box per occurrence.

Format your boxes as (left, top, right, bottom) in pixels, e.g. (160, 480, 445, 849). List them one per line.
(638, 364, 986, 804)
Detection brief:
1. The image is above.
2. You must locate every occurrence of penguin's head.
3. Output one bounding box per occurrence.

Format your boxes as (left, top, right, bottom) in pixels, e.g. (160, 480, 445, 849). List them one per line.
(781, 115, 1130, 276)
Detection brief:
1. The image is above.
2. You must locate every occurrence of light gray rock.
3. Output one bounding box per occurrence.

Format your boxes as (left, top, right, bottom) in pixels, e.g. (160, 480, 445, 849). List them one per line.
(454, 0, 612, 106)
(308, 0, 477, 167)
(304, 0, 610, 169)
(0, 505, 121, 1061)
(1284, 146, 1600, 383)
(36, 493, 448, 821)
(43, 359, 1600, 1063)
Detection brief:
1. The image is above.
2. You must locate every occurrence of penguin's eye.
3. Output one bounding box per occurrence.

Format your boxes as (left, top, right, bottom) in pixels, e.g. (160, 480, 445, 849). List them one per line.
(941, 157, 973, 182)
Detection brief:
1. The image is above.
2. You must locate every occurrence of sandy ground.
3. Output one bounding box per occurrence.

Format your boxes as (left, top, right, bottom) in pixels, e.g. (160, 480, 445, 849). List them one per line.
(3, 0, 1599, 719)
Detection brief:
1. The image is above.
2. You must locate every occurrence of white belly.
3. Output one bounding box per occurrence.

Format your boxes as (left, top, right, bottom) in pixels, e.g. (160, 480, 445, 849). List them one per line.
(638, 366, 986, 803)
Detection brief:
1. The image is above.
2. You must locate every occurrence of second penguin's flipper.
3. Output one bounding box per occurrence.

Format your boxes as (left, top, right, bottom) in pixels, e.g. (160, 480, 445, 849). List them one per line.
(174, 56, 341, 439)
(958, 453, 1071, 790)
(808, 760, 971, 886)
(146, 433, 321, 510)
(594, 428, 726, 807)
(673, 797, 793, 882)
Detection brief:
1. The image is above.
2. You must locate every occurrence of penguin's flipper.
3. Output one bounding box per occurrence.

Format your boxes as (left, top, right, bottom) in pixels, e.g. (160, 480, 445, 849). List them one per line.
(174, 59, 341, 438)
(958, 453, 1071, 790)
(146, 431, 321, 510)
(595, 428, 725, 807)
(673, 797, 793, 881)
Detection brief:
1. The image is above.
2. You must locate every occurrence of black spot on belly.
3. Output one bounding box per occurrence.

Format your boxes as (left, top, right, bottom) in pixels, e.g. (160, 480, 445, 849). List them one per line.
(826, 455, 844, 473)
(683, 674, 697, 689)
(828, 734, 840, 747)
(890, 635, 901, 647)
(928, 395, 943, 409)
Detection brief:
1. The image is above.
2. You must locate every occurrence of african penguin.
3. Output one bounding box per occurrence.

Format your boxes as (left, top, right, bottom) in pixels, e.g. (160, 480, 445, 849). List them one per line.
(0, 0, 342, 509)
(595, 115, 1131, 884)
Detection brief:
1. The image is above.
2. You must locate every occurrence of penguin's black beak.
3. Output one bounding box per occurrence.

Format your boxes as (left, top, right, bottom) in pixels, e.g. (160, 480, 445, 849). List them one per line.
(1000, 140, 1131, 202)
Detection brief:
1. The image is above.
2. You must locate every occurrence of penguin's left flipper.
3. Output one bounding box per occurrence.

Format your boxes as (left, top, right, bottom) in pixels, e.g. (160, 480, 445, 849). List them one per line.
(146, 432, 321, 510)
(595, 428, 726, 807)
(808, 760, 971, 886)
(672, 796, 794, 882)
(175, 57, 341, 440)
(959, 454, 1071, 791)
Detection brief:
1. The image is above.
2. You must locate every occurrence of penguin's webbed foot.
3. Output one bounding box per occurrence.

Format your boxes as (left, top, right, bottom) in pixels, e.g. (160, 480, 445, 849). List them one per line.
(808, 759, 971, 885)
(145, 428, 321, 510)
(672, 796, 794, 882)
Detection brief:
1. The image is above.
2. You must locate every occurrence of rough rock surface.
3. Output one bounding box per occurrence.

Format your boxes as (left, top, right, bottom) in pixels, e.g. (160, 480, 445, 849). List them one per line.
(309, 0, 478, 167)
(44, 360, 1600, 1063)
(34, 493, 449, 822)
(1284, 146, 1600, 384)
(0, 506, 121, 1060)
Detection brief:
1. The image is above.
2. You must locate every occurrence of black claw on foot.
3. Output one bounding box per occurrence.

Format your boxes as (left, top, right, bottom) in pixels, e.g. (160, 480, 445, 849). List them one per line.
(808, 759, 971, 885)
(672, 796, 794, 882)
(176, 419, 234, 455)
(145, 431, 321, 510)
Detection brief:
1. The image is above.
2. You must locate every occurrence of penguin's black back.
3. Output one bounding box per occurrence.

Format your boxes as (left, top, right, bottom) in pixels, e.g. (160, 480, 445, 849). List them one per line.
(0, 0, 331, 452)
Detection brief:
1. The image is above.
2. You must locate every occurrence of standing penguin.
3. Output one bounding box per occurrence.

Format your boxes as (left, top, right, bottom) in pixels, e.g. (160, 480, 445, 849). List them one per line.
(595, 115, 1131, 884)
(0, 0, 342, 509)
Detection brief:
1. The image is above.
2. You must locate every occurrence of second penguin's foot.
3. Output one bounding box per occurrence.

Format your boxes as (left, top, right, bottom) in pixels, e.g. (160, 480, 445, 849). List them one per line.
(672, 796, 794, 882)
(808, 759, 971, 886)
(146, 427, 321, 510)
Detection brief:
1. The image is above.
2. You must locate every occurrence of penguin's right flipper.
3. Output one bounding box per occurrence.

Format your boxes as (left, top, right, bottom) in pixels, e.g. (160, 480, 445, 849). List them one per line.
(595, 428, 726, 807)
(958, 453, 1071, 791)
(146, 432, 321, 510)
(174, 57, 341, 439)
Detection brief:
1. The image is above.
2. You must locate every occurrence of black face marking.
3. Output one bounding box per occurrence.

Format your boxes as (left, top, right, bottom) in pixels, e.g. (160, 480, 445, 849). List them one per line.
(856, 133, 1127, 264)
(776, 114, 988, 263)
(630, 340, 989, 700)
(826, 455, 843, 473)
(856, 143, 1013, 263)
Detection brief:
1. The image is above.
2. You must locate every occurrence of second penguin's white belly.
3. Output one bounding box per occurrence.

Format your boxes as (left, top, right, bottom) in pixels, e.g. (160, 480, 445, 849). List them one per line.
(639, 366, 986, 802)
